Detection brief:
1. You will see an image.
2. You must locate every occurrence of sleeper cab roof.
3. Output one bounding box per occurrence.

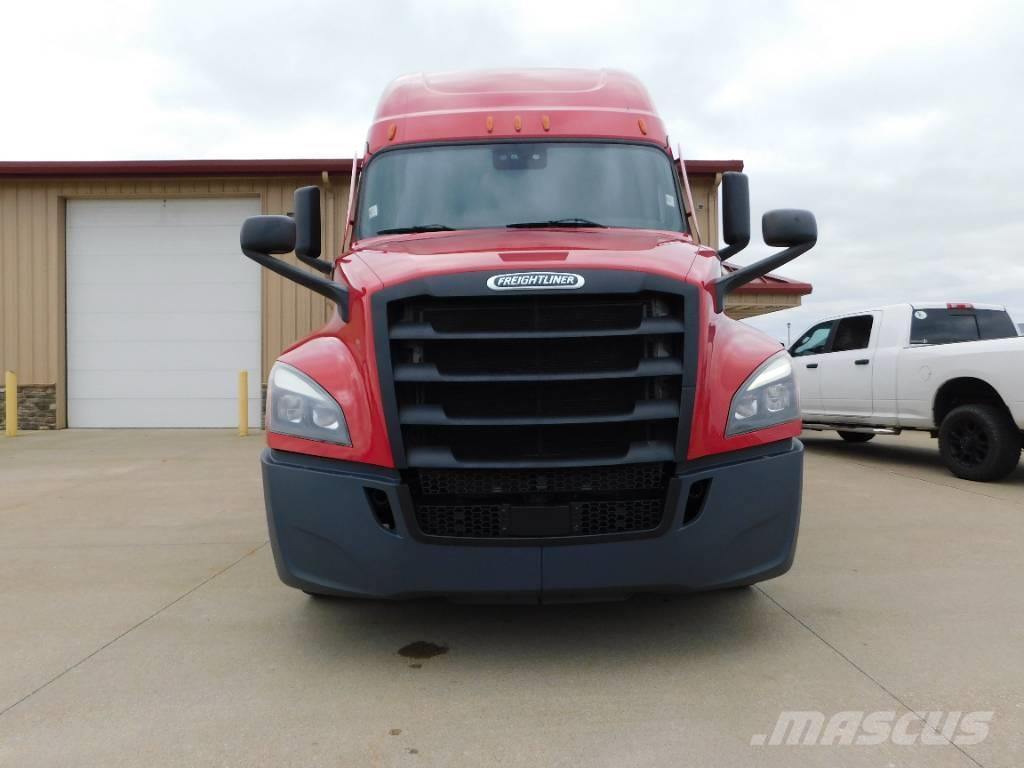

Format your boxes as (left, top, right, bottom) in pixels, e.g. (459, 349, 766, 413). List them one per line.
(367, 68, 668, 153)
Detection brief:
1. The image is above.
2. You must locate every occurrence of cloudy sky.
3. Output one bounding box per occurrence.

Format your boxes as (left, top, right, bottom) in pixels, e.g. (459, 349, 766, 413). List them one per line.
(4, 0, 1022, 341)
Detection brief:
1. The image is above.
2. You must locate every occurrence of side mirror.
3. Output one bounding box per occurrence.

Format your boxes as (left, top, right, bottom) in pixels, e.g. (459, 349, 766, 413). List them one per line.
(763, 208, 817, 248)
(293, 186, 332, 275)
(240, 187, 350, 320)
(717, 172, 750, 261)
(709, 207, 817, 313)
(240, 215, 295, 255)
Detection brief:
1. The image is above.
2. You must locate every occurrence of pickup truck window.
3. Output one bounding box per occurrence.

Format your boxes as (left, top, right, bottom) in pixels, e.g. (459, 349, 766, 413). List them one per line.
(355, 142, 686, 238)
(791, 321, 833, 356)
(977, 310, 1019, 339)
(910, 308, 1018, 345)
(832, 315, 873, 352)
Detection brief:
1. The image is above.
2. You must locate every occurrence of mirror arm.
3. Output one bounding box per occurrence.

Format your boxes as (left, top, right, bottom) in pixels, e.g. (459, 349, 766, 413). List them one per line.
(709, 239, 815, 314)
(296, 253, 335, 275)
(243, 248, 350, 322)
(716, 234, 750, 262)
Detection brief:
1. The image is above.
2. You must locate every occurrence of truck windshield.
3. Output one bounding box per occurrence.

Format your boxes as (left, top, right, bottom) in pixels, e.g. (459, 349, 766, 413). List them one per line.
(910, 308, 1019, 345)
(355, 142, 687, 239)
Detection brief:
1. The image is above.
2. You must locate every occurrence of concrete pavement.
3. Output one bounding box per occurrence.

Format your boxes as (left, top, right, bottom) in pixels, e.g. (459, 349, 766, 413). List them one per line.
(0, 430, 1021, 767)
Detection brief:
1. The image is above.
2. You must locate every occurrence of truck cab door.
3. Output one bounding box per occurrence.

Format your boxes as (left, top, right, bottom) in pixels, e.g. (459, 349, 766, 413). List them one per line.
(789, 320, 835, 419)
(819, 313, 878, 421)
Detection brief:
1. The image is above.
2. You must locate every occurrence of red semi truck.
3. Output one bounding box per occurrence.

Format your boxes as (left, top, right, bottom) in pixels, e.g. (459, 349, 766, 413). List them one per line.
(241, 69, 818, 600)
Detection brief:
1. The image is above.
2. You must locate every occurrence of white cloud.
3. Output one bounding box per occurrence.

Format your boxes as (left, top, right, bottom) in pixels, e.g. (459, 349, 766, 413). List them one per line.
(862, 110, 947, 145)
(1, 0, 1022, 328)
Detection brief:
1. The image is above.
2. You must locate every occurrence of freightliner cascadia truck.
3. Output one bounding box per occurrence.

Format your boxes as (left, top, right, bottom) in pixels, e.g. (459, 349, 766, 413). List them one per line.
(241, 69, 818, 601)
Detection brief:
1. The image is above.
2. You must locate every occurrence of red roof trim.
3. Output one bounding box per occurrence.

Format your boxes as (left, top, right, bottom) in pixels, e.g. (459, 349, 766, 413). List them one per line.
(0, 157, 740, 178)
(0, 159, 355, 178)
(682, 159, 743, 174)
(723, 262, 812, 296)
(731, 280, 812, 296)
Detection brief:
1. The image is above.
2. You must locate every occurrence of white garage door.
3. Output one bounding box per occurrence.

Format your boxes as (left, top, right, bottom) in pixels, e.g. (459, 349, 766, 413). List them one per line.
(67, 198, 262, 427)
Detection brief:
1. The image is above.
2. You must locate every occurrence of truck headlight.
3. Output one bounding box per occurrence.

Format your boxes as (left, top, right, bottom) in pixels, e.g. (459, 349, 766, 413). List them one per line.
(267, 362, 351, 446)
(726, 352, 800, 436)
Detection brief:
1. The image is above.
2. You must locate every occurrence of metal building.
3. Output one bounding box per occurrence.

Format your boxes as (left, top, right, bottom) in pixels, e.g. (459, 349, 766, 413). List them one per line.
(0, 159, 811, 429)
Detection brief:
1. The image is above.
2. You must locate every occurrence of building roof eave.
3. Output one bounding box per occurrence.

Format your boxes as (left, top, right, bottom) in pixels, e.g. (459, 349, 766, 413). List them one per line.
(0, 157, 742, 179)
(0, 159, 356, 178)
(723, 262, 813, 296)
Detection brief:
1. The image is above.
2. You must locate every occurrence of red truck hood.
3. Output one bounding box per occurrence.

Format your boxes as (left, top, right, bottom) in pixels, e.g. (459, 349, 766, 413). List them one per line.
(346, 228, 709, 291)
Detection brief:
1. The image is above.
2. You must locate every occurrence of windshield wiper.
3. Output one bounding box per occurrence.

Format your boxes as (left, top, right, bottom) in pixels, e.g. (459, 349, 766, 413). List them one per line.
(506, 218, 608, 229)
(375, 224, 455, 235)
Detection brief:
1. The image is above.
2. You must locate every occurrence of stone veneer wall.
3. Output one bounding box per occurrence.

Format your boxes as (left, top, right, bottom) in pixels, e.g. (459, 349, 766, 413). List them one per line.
(0, 384, 58, 430)
(0, 383, 264, 431)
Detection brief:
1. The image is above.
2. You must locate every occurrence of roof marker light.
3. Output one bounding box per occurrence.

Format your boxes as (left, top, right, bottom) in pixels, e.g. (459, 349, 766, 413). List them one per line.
(486, 116, 494, 133)
(514, 115, 522, 132)
(387, 123, 397, 141)
(541, 115, 550, 131)
(638, 118, 647, 135)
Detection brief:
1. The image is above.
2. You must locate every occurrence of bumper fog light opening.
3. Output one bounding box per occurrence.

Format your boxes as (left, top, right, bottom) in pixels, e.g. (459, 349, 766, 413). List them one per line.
(683, 478, 712, 526)
(366, 488, 397, 532)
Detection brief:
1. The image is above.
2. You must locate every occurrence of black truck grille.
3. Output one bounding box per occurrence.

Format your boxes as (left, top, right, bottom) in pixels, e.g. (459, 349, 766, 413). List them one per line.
(381, 287, 689, 541)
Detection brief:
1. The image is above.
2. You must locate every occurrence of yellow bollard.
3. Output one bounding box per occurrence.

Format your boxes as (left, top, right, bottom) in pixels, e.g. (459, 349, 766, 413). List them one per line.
(238, 370, 249, 437)
(4, 370, 16, 437)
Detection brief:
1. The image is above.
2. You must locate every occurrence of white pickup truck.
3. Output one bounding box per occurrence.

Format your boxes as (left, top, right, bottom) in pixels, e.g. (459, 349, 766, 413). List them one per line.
(790, 303, 1024, 481)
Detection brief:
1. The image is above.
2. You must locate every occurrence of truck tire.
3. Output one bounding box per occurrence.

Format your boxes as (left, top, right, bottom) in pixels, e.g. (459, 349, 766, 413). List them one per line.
(838, 431, 875, 443)
(938, 404, 1022, 482)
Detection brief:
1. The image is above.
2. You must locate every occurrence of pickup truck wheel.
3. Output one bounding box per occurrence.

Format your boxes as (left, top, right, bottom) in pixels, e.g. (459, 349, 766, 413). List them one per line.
(939, 404, 1022, 481)
(838, 431, 875, 443)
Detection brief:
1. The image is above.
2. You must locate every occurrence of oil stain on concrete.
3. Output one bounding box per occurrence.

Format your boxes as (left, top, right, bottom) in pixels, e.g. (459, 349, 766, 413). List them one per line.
(397, 641, 449, 660)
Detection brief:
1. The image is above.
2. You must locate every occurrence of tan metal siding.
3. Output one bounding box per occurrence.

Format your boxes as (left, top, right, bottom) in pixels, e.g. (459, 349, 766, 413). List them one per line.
(725, 293, 801, 320)
(0, 174, 350, 395)
(686, 173, 720, 250)
(1, 188, 18, 384)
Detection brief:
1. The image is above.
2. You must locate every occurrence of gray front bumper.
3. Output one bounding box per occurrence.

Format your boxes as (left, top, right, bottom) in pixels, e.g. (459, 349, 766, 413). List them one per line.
(261, 440, 803, 601)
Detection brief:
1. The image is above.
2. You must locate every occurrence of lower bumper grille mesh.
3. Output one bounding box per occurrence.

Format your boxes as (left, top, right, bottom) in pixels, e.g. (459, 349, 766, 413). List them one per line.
(416, 504, 505, 538)
(413, 464, 668, 497)
(412, 465, 669, 539)
(415, 498, 665, 539)
(574, 498, 663, 536)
